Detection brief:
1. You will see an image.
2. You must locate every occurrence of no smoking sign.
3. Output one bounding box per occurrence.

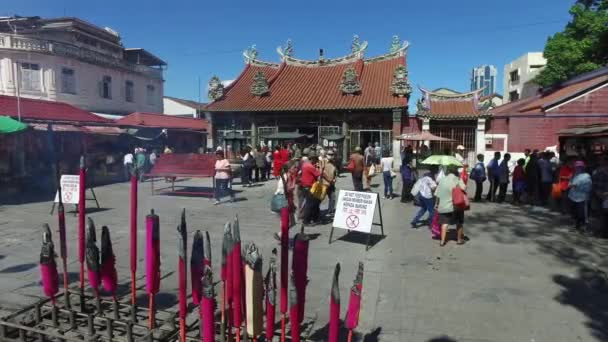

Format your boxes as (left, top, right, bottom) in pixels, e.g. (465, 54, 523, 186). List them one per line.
(346, 215, 359, 229)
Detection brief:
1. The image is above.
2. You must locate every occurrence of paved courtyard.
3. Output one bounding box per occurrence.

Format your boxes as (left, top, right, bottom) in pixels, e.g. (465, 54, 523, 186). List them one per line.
(0, 175, 607, 341)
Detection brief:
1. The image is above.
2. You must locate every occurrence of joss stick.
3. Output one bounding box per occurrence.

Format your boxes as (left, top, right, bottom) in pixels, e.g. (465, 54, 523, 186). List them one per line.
(57, 183, 70, 308)
(78, 156, 86, 310)
(130, 169, 138, 306)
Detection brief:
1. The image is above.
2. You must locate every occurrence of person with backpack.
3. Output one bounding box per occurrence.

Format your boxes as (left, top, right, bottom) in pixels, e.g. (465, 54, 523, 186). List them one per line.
(470, 154, 486, 202)
(410, 170, 437, 228)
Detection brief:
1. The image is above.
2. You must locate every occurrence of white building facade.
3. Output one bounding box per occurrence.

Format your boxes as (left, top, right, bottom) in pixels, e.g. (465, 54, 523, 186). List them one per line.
(163, 96, 212, 148)
(503, 52, 546, 103)
(0, 16, 165, 115)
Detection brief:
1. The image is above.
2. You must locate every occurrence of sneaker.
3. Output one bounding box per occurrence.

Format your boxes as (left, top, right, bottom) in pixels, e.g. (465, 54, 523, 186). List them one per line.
(410, 222, 417, 229)
(214, 200, 220, 205)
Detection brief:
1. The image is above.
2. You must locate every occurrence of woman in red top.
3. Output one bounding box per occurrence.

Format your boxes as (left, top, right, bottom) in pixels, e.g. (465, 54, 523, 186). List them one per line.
(273, 145, 283, 178)
(558, 157, 574, 213)
(280, 145, 291, 164)
(512, 158, 526, 204)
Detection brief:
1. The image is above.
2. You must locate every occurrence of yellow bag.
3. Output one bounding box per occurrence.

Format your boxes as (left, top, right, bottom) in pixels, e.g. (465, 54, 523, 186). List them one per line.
(310, 180, 328, 201)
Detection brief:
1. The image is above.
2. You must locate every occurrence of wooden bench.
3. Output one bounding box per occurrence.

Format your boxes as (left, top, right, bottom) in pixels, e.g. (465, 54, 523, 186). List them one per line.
(145, 153, 217, 196)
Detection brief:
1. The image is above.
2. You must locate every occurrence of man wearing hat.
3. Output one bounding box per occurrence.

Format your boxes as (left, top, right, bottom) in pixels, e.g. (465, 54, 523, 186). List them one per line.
(321, 149, 338, 214)
(347, 147, 365, 191)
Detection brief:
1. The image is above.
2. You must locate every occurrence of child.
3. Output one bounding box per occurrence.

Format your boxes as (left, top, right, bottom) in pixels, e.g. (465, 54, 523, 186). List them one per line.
(512, 158, 526, 204)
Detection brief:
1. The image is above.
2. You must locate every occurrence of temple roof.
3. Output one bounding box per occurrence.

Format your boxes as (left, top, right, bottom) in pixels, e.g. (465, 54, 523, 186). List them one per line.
(205, 37, 410, 113)
(416, 87, 489, 120)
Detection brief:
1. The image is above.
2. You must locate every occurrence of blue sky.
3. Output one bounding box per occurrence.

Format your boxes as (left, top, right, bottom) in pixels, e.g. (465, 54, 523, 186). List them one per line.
(6, 0, 574, 104)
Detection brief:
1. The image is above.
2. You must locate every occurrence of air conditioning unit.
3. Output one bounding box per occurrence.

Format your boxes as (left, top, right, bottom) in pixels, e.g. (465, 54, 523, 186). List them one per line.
(485, 137, 493, 145)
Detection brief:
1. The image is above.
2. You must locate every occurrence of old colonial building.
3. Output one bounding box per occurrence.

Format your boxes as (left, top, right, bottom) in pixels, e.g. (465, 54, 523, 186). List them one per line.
(0, 16, 165, 116)
(204, 36, 412, 162)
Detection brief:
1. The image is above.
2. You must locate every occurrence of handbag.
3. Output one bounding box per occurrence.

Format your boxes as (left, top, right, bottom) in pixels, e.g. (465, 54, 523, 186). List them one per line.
(551, 183, 562, 199)
(368, 164, 376, 177)
(390, 170, 397, 178)
(310, 181, 328, 201)
(452, 186, 470, 211)
(345, 158, 356, 173)
(271, 193, 288, 212)
(431, 211, 441, 239)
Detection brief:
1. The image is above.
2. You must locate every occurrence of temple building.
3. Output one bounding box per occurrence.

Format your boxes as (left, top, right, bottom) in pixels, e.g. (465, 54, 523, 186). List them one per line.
(204, 35, 413, 162)
(414, 87, 491, 165)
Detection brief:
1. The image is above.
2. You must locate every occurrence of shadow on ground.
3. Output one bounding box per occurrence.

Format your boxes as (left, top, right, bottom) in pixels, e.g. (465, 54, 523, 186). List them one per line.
(465, 202, 608, 341)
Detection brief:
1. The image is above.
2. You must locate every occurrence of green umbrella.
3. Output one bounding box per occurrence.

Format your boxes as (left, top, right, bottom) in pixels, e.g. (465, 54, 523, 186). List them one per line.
(0, 116, 28, 134)
(421, 155, 463, 167)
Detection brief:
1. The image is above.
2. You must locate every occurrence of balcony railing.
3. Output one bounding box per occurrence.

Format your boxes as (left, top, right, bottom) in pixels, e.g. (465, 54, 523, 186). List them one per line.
(0, 33, 163, 80)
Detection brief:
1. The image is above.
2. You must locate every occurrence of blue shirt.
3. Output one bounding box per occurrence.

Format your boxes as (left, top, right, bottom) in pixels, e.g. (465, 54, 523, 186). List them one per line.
(568, 173, 592, 203)
(487, 159, 500, 179)
(470, 161, 486, 182)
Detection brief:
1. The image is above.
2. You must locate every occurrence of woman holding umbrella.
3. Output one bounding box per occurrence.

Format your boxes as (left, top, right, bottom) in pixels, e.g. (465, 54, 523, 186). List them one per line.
(428, 158, 466, 246)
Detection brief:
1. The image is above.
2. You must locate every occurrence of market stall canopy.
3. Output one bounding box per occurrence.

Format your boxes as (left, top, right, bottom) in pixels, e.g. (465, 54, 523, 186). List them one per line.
(116, 112, 208, 132)
(261, 131, 312, 140)
(0, 95, 113, 124)
(0, 115, 28, 134)
(29, 123, 125, 135)
(558, 124, 608, 137)
(321, 133, 345, 141)
(396, 131, 455, 142)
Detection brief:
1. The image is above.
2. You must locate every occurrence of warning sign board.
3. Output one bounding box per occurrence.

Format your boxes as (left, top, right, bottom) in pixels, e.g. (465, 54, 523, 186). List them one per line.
(332, 190, 378, 233)
(53, 175, 80, 204)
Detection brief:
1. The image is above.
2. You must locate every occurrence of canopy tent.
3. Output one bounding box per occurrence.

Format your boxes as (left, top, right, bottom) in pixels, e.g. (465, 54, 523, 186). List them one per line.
(0, 116, 28, 134)
(321, 133, 345, 141)
(396, 131, 455, 142)
(261, 131, 313, 140)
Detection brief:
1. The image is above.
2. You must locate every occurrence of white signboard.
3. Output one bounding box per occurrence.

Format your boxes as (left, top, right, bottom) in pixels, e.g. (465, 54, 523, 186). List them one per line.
(332, 190, 378, 233)
(53, 175, 80, 204)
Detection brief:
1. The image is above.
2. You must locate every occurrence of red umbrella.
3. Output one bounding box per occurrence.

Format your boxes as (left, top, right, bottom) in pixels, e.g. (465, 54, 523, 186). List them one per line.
(56, 185, 69, 308)
(329, 263, 341, 342)
(78, 156, 86, 308)
(222, 223, 234, 342)
(345, 262, 364, 342)
(100, 226, 118, 314)
(177, 209, 188, 342)
(291, 231, 309, 324)
(191, 230, 205, 306)
(264, 249, 277, 342)
(146, 209, 161, 328)
(244, 243, 263, 341)
(279, 208, 289, 342)
(232, 215, 244, 342)
(40, 224, 59, 304)
(130, 165, 138, 307)
(86, 218, 101, 313)
(288, 274, 300, 342)
(201, 268, 215, 342)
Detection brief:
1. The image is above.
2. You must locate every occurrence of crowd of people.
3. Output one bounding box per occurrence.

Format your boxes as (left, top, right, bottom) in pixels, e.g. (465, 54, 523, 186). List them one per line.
(122, 146, 170, 182)
(466, 149, 608, 236)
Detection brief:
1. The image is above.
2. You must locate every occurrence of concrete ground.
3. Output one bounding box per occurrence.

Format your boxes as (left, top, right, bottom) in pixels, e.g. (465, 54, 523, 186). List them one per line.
(0, 174, 607, 341)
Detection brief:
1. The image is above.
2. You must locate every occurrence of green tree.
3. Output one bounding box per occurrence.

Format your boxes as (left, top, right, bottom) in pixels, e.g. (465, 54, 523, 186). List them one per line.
(536, 0, 608, 88)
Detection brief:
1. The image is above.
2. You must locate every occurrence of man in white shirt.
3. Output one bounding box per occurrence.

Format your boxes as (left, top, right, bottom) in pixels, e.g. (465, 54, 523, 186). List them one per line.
(123, 152, 133, 181)
(411, 172, 437, 228)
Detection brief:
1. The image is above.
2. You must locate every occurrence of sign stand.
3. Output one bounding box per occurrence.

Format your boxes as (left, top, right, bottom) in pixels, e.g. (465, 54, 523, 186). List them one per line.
(50, 174, 100, 215)
(329, 191, 385, 251)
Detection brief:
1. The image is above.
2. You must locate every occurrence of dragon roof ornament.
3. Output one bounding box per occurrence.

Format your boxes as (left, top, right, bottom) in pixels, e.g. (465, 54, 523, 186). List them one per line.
(365, 39, 410, 62)
(208, 75, 224, 101)
(250, 71, 269, 97)
(339, 66, 361, 95)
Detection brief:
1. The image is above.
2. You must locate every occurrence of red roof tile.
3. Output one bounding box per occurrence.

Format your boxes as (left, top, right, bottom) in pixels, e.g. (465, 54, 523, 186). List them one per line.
(116, 112, 208, 131)
(0, 95, 112, 124)
(205, 56, 407, 112)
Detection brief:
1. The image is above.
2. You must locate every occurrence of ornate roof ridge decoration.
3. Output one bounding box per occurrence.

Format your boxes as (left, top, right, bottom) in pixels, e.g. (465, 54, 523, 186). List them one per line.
(365, 40, 410, 63)
(276, 36, 368, 67)
(339, 66, 361, 95)
(250, 71, 269, 97)
(243, 44, 281, 68)
(419, 86, 484, 101)
(207, 75, 224, 101)
(390, 64, 411, 97)
(417, 112, 492, 120)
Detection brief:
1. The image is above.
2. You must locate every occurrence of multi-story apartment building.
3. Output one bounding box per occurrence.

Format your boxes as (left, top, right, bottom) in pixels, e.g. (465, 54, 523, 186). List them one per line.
(0, 16, 165, 115)
(503, 52, 546, 103)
